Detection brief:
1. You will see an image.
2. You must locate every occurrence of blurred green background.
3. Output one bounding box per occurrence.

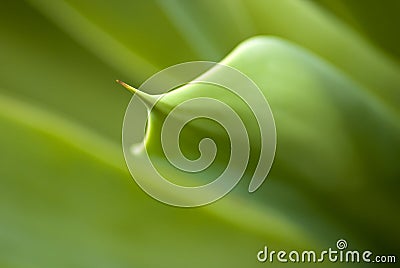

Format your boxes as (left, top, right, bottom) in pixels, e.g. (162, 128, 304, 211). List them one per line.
(0, 0, 399, 267)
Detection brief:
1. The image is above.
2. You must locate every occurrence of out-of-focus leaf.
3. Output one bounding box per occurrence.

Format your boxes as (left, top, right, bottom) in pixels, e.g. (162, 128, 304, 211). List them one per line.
(0, 92, 315, 268)
(27, 0, 400, 116)
(0, 1, 128, 140)
(312, 0, 400, 60)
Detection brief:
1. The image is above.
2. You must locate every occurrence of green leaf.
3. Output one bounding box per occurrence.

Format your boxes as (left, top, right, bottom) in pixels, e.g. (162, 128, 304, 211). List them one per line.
(1, 0, 399, 267)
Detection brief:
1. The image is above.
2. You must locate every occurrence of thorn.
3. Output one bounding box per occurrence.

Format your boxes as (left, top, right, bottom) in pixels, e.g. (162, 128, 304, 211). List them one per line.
(115, 79, 159, 108)
(116, 79, 137, 94)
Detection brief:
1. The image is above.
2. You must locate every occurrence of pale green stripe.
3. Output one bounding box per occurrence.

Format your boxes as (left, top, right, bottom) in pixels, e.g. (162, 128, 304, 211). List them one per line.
(0, 93, 125, 172)
(156, 0, 221, 59)
(26, 0, 159, 81)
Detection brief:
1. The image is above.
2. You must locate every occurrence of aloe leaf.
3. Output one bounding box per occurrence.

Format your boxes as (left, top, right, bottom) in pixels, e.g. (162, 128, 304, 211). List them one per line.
(0, 1, 398, 267)
(124, 36, 400, 252)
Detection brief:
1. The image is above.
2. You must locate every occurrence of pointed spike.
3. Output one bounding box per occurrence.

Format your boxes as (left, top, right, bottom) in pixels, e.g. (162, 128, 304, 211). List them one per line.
(116, 80, 159, 108)
(116, 79, 138, 94)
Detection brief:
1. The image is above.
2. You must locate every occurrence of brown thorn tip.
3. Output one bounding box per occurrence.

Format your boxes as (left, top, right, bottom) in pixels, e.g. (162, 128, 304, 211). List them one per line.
(116, 79, 137, 94)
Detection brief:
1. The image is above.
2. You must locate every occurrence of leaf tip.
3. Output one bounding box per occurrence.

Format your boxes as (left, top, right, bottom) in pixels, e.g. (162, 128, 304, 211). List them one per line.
(116, 79, 137, 94)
